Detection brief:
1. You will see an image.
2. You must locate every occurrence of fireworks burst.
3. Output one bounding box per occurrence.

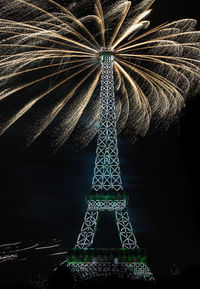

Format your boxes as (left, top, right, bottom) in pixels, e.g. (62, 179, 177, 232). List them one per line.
(0, 0, 200, 152)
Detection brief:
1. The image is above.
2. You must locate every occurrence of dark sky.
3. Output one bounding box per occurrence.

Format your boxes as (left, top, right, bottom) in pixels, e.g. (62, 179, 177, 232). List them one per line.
(0, 0, 200, 286)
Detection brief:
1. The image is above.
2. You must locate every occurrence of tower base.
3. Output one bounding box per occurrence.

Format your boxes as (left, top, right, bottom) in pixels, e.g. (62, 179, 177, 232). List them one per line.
(65, 248, 155, 282)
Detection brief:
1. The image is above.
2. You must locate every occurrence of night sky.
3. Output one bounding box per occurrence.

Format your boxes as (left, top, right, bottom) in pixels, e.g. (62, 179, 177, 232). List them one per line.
(0, 0, 200, 287)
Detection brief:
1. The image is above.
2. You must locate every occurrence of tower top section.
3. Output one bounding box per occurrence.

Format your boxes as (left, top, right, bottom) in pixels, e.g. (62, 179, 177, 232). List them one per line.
(99, 47, 115, 63)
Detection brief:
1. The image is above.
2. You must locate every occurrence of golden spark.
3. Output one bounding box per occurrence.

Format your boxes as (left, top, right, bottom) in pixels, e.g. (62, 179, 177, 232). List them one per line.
(0, 0, 199, 151)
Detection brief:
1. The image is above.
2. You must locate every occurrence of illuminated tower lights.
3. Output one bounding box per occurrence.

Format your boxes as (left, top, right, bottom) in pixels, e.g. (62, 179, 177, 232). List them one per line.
(67, 49, 154, 282)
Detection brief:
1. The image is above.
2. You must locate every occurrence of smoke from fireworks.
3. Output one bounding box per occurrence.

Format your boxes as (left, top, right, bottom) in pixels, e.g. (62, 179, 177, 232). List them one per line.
(0, 0, 200, 152)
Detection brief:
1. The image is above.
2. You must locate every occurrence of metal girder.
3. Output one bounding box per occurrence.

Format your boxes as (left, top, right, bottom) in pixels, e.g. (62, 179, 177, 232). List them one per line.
(88, 200, 127, 211)
(125, 263, 155, 281)
(75, 211, 99, 249)
(115, 209, 139, 250)
(68, 262, 155, 282)
(75, 207, 138, 250)
(92, 60, 123, 191)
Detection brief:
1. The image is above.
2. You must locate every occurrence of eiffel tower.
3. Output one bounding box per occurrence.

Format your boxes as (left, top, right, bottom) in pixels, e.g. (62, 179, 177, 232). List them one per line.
(67, 49, 154, 282)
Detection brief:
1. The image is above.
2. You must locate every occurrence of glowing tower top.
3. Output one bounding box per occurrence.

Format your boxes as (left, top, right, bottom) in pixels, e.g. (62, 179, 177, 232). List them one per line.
(99, 47, 115, 63)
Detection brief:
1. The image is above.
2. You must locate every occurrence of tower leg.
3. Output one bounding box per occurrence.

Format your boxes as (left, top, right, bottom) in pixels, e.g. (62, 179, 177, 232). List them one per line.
(115, 209, 139, 250)
(75, 210, 99, 248)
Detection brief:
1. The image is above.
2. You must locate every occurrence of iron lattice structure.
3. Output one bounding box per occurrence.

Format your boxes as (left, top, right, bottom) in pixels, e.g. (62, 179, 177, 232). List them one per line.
(68, 50, 154, 282)
(92, 53, 122, 192)
(66, 249, 154, 282)
(68, 262, 154, 282)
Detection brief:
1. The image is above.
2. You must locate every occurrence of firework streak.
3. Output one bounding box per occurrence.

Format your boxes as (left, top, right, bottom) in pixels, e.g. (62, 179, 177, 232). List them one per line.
(0, 0, 200, 151)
